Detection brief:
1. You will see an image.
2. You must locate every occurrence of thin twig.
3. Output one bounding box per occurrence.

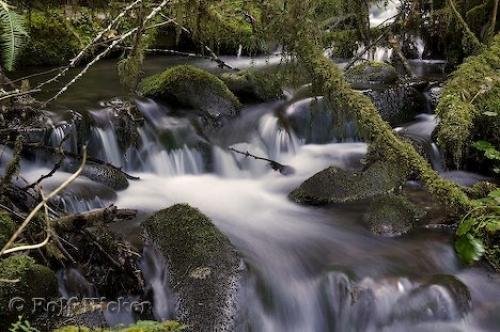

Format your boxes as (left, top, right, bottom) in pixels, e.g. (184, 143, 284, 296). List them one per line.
(35, 0, 144, 91)
(0, 147, 88, 256)
(43, 0, 169, 105)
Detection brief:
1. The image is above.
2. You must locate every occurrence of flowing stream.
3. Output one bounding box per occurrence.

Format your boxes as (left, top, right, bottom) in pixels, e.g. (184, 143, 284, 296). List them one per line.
(11, 21, 500, 332)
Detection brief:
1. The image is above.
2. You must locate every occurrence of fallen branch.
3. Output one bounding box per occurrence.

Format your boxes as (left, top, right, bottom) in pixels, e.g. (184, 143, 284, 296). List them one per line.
(0, 147, 87, 256)
(54, 205, 137, 233)
(229, 147, 295, 175)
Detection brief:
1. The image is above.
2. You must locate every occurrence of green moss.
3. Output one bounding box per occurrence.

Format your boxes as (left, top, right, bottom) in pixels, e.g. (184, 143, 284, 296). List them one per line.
(290, 20, 472, 214)
(366, 194, 420, 236)
(139, 65, 240, 115)
(53, 320, 185, 332)
(345, 61, 399, 89)
(142, 204, 233, 282)
(221, 69, 283, 102)
(436, 34, 500, 167)
(290, 162, 405, 205)
(19, 10, 95, 67)
(0, 255, 58, 328)
(0, 211, 15, 249)
(323, 30, 359, 58)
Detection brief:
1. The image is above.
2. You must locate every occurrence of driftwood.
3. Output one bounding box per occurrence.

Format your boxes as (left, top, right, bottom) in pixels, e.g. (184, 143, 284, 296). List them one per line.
(229, 147, 295, 175)
(55, 205, 137, 233)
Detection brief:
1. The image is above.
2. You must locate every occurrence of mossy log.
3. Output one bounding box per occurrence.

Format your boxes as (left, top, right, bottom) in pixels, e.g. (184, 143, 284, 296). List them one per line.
(291, 24, 473, 214)
(436, 34, 500, 167)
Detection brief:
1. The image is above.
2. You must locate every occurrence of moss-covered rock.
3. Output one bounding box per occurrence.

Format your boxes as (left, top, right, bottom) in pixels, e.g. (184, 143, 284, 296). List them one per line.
(365, 194, 421, 237)
(53, 320, 185, 332)
(139, 65, 241, 125)
(221, 69, 283, 102)
(141, 204, 242, 332)
(0, 255, 58, 328)
(290, 162, 405, 205)
(345, 61, 399, 90)
(0, 211, 15, 249)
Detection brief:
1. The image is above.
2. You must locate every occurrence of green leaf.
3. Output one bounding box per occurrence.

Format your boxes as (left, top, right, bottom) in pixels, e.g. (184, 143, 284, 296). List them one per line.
(486, 220, 500, 233)
(0, 1, 28, 71)
(457, 218, 475, 236)
(483, 111, 498, 117)
(455, 234, 485, 265)
(473, 140, 494, 152)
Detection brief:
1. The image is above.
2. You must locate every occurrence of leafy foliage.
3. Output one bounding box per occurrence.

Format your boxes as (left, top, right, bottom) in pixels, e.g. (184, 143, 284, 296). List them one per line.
(456, 189, 500, 268)
(9, 317, 39, 332)
(0, 1, 27, 71)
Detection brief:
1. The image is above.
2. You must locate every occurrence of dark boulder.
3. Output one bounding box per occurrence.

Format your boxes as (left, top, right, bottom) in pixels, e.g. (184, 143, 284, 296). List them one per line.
(142, 204, 243, 332)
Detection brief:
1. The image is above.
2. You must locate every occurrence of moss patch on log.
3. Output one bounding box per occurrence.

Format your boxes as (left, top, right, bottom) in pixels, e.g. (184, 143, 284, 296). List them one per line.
(436, 34, 500, 167)
(290, 18, 472, 214)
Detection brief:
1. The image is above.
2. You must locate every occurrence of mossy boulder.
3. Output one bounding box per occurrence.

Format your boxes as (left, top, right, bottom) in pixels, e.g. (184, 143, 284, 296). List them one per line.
(221, 69, 283, 102)
(365, 194, 421, 237)
(142, 204, 242, 332)
(345, 61, 399, 89)
(290, 162, 405, 205)
(0, 255, 58, 328)
(139, 65, 241, 125)
(0, 211, 15, 249)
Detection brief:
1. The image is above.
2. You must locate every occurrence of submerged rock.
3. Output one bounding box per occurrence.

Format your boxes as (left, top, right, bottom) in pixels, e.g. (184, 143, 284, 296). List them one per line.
(290, 162, 405, 205)
(345, 61, 399, 89)
(390, 274, 471, 323)
(139, 65, 241, 126)
(142, 204, 242, 332)
(365, 194, 421, 237)
(221, 69, 283, 102)
(64, 160, 129, 191)
(0, 255, 58, 328)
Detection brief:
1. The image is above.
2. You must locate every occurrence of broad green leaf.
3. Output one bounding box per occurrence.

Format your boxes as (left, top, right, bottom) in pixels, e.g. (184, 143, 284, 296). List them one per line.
(457, 218, 475, 236)
(455, 234, 485, 265)
(486, 220, 500, 233)
(483, 111, 498, 117)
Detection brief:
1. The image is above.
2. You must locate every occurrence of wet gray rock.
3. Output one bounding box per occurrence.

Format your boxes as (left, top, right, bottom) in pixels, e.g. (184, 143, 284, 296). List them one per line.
(365, 194, 421, 237)
(390, 274, 471, 323)
(221, 69, 283, 102)
(142, 204, 243, 332)
(290, 162, 405, 205)
(345, 61, 399, 89)
(64, 160, 129, 191)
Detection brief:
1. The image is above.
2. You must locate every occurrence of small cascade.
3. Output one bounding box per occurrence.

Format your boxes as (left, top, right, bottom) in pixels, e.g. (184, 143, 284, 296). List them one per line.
(413, 36, 425, 60)
(258, 113, 301, 161)
(358, 46, 393, 62)
(213, 146, 244, 178)
(140, 245, 176, 321)
(92, 127, 123, 167)
(49, 122, 78, 153)
(57, 268, 98, 299)
(237, 44, 243, 58)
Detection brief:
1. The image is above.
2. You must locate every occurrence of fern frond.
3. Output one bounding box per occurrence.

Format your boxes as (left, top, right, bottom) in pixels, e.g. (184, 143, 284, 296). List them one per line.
(0, 1, 27, 71)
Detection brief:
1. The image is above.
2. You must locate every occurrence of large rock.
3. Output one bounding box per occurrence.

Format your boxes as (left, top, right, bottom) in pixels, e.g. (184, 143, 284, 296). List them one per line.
(0, 255, 58, 328)
(63, 160, 129, 191)
(345, 61, 399, 89)
(139, 65, 241, 125)
(221, 69, 283, 102)
(142, 204, 242, 332)
(365, 194, 421, 237)
(289, 162, 405, 205)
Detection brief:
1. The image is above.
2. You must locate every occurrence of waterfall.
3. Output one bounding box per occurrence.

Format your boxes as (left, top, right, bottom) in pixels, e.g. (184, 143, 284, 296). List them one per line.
(92, 127, 123, 167)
